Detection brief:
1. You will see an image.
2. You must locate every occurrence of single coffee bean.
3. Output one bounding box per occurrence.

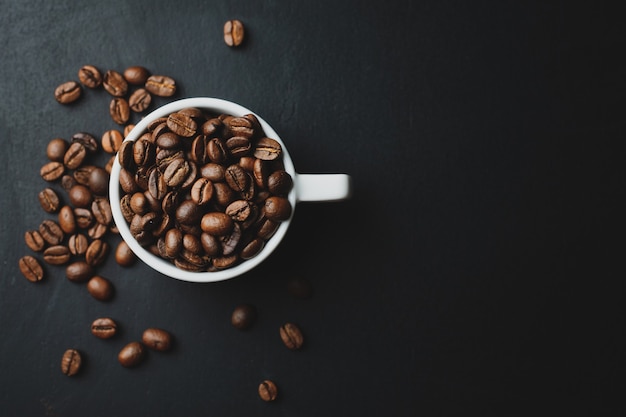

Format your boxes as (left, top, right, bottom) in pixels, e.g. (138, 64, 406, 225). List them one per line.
(206, 137, 228, 163)
(88, 167, 110, 196)
(54, 81, 81, 104)
(225, 136, 251, 158)
(224, 19, 245, 47)
(60, 349, 81, 376)
(68, 233, 89, 256)
(118, 341, 145, 367)
(40, 161, 65, 181)
(71, 132, 99, 153)
(118, 140, 135, 170)
(39, 219, 64, 245)
(47, 138, 69, 162)
(68, 184, 93, 208)
(110, 97, 130, 125)
(175, 199, 203, 225)
(87, 222, 108, 240)
(200, 163, 225, 182)
(65, 261, 93, 282)
(212, 254, 239, 270)
(225, 116, 254, 138)
(77, 64, 102, 88)
(141, 328, 173, 351)
(63, 142, 87, 170)
(279, 322, 304, 350)
(258, 380, 278, 402)
(85, 239, 109, 267)
(241, 237, 264, 260)
(43, 245, 71, 265)
(19, 255, 44, 282)
(201, 212, 234, 236)
(267, 170, 293, 195)
(190, 178, 214, 206)
(92, 198, 112, 226)
(61, 174, 77, 191)
(101, 129, 124, 154)
(103, 69, 128, 97)
(129, 88, 152, 113)
(167, 112, 197, 137)
(163, 157, 190, 187)
(145, 75, 177, 97)
(124, 65, 150, 85)
(225, 200, 253, 222)
(38, 188, 60, 213)
(24, 230, 46, 252)
(264, 196, 292, 221)
(58, 205, 77, 234)
(164, 228, 183, 259)
(231, 304, 256, 330)
(73, 165, 95, 185)
(287, 277, 314, 299)
(115, 240, 136, 267)
(225, 164, 249, 194)
(256, 218, 279, 240)
(73, 207, 94, 229)
(200, 232, 221, 257)
(254, 137, 282, 161)
(133, 137, 156, 167)
(202, 117, 223, 136)
(91, 317, 117, 339)
(87, 275, 114, 301)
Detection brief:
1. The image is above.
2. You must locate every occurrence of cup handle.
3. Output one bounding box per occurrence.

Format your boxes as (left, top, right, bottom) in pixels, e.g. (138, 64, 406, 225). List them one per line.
(295, 173, 352, 202)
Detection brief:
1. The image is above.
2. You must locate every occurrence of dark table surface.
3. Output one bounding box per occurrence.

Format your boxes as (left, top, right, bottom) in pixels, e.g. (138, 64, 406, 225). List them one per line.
(1, 0, 625, 415)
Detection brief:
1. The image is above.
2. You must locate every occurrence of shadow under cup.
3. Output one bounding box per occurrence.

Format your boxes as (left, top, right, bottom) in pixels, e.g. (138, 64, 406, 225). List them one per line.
(109, 97, 351, 283)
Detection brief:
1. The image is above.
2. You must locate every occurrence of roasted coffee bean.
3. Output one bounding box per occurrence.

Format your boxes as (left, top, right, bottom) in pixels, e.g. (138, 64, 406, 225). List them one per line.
(239, 156, 256, 172)
(38, 188, 60, 213)
(190, 135, 208, 164)
(43, 245, 71, 265)
(78, 65, 102, 88)
(87, 275, 114, 301)
(231, 304, 256, 330)
(40, 161, 65, 181)
(142, 328, 173, 351)
(167, 112, 197, 137)
(25, 230, 46, 252)
(220, 223, 241, 255)
(68, 233, 89, 256)
(254, 137, 282, 161)
(190, 178, 214, 206)
(61, 174, 77, 191)
(224, 19, 245, 47)
(73, 165, 95, 185)
(124, 65, 150, 85)
(74, 207, 94, 229)
(148, 168, 167, 199)
(145, 75, 176, 97)
(200, 163, 225, 182)
(133, 137, 155, 166)
(225, 200, 253, 222)
(88, 167, 110, 196)
(39, 219, 64, 245)
(258, 380, 278, 402)
(207, 137, 228, 163)
(88, 222, 108, 240)
(65, 260, 93, 282)
(212, 254, 239, 270)
(163, 158, 190, 187)
(119, 168, 138, 194)
(71, 132, 98, 153)
(68, 184, 93, 208)
(129, 192, 149, 215)
(257, 218, 279, 240)
(128, 88, 152, 113)
(225, 136, 251, 158)
(267, 170, 293, 195)
(92, 198, 112, 226)
(264, 196, 292, 221)
(115, 240, 136, 267)
(279, 322, 304, 350)
(155, 132, 181, 150)
(118, 140, 135, 170)
(47, 138, 69, 162)
(118, 341, 145, 367)
(202, 118, 222, 136)
(61, 349, 81, 376)
(225, 116, 254, 138)
(85, 239, 109, 266)
(110, 97, 130, 125)
(103, 69, 128, 97)
(201, 212, 233, 236)
(162, 228, 182, 259)
(101, 129, 123, 154)
(63, 142, 87, 170)
(241, 237, 264, 260)
(54, 81, 81, 104)
(19, 255, 44, 282)
(213, 182, 236, 207)
(182, 233, 203, 254)
(225, 164, 249, 194)
(143, 190, 162, 213)
(200, 232, 221, 257)
(287, 277, 314, 299)
(175, 199, 203, 225)
(57, 206, 76, 234)
(91, 317, 117, 339)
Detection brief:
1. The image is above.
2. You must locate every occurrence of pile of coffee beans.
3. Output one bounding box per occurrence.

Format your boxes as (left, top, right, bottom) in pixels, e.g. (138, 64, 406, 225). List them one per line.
(116, 108, 294, 272)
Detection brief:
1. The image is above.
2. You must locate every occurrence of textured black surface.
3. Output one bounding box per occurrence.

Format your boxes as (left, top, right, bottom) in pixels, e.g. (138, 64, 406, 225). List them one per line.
(1, 1, 625, 415)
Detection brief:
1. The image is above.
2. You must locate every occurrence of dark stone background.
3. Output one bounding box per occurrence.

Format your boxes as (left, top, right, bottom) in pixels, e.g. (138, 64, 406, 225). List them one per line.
(1, 0, 625, 415)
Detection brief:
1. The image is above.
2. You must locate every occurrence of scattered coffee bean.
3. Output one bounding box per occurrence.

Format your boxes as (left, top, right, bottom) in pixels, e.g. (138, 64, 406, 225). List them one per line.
(129, 88, 152, 113)
(145, 75, 177, 97)
(77, 65, 102, 88)
(101, 129, 124, 154)
(58, 205, 77, 234)
(67, 233, 89, 256)
(86, 275, 114, 301)
(142, 328, 173, 351)
(38, 188, 61, 213)
(43, 245, 71, 265)
(54, 81, 81, 104)
(115, 240, 136, 267)
(19, 255, 44, 282)
(279, 322, 304, 350)
(24, 230, 46, 252)
(123, 66, 150, 85)
(103, 69, 128, 97)
(231, 304, 257, 330)
(68, 184, 93, 208)
(71, 132, 99, 153)
(91, 317, 117, 339)
(88, 167, 110, 196)
(40, 161, 65, 181)
(39, 219, 64, 245)
(224, 19, 245, 47)
(110, 97, 130, 125)
(61, 349, 82, 376)
(63, 142, 87, 170)
(258, 380, 278, 402)
(65, 261, 93, 282)
(118, 341, 145, 367)
(47, 138, 69, 162)
(85, 239, 109, 267)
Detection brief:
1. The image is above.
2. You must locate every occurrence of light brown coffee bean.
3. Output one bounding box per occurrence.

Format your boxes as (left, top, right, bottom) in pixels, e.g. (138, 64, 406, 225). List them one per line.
(103, 69, 128, 97)
(87, 275, 114, 301)
(68, 233, 89, 256)
(279, 322, 304, 350)
(85, 239, 109, 267)
(129, 88, 152, 113)
(258, 380, 278, 402)
(54, 81, 81, 104)
(61, 349, 82, 376)
(77, 65, 102, 88)
(115, 240, 136, 267)
(91, 317, 117, 339)
(145, 75, 176, 97)
(101, 129, 124, 154)
(39, 219, 64, 245)
(224, 19, 245, 47)
(167, 113, 197, 137)
(63, 142, 87, 170)
(38, 188, 60, 213)
(43, 245, 71, 265)
(47, 138, 69, 162)
(19, 255, 44, 282)
(40, 161, 65, 181)
(65, 261, 93, 282)
(58, 205, 77, 234)
(24, 230, 46, 252)
(110, 97, 130, 125)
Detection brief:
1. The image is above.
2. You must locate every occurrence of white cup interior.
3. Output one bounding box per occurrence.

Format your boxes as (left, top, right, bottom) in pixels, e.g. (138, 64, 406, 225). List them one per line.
(108, 97, 297, 283)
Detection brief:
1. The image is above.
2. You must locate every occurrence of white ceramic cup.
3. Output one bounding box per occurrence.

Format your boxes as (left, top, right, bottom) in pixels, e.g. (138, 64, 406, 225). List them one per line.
(109, 97, 351, 283)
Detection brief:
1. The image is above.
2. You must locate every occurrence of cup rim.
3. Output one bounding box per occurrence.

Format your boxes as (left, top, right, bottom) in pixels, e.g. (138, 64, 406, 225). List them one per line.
(109, 97, 297, 283)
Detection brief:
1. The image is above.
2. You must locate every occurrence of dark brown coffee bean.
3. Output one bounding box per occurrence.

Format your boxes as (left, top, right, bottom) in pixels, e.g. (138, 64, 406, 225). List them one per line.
(164, 228, 183, 259)
(47, 138, 69, 162)
(43, 245, 71, 265)
(225, 116, 254, 138)
(115, 240, 136, 267)
(19, 255, 44, 282)
(231, 304, 256, 329)
(85, 239, 109, 267)
(25, 230, 46, 252)
(91, 317, 117, 339)
(129, 88, 152, 113)
(65, 261, 93, 282)
(175, 199, 203, 225)
(224, 19, 245, 47)
(56, 206, 76, 235)
(101, 129, 123, 154)
(213, 182, 236, 207)
(163, 158, 190, 188)
(68, 184, 93, 208)
(267, 170, 293, 195)
(264, 196, 292, 221)
(87, 275, 114, 301)
(63, 142, 87, 170)
(87, 222, 108, 240)
(145, 75, 176, 97)
(254, 137, 282, 161)
(133, 137, 155, 167)
(60, 174, 77, 191)
(206, 137, 227, 164)
(200, 232, 221, 257)
(78, 65, 102, 88)
(287, 277, 314, 299)
(239, 156, 256, 172)
(74, 207, 94, 229)
(68, 233, 89, 256)
(155, 131, 182, 149)
(110, 97, 130, 125)
(61, 349, 82, 376)
(88, 167, 110, 196)
(148, 168, 167, 200)
(92, 198, 112, 226)
(71, 132, 98, 153)
(73, 165, 95, 186)
(118, 341, 145, 367)
(190, 178, 214, 206)
(167, 113, 197, 137)
(225, 164, 249, 194)
(212, 254, 239, 270)
(38, 188, 60, 213)
(54, 81, 81, 104)
(279, 322, 304, 350)
(39, 219, 64, 245)
(142, 328, 173, 351)
(226, 136, 251, 158)
(124, 66, 150, 85)
(40, 161, 65, 181)
(119, 168, 138, 194)
(202, 118, 223, 136)
(221, 223, 241, 255)
(118, 140, 135, 170)
(143, 190, 162, 213)
(190, 135, 208, 164)
(241, 237, 264, 260)
(129, 192, 149, 215)
(223, 200, 251, 222)
(257, 218, 279, 240)
(200, 163, 225, 182)
(201, 212, 233, 236)
(103, 69, 128, 97)
(258, 380, 278, 402)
